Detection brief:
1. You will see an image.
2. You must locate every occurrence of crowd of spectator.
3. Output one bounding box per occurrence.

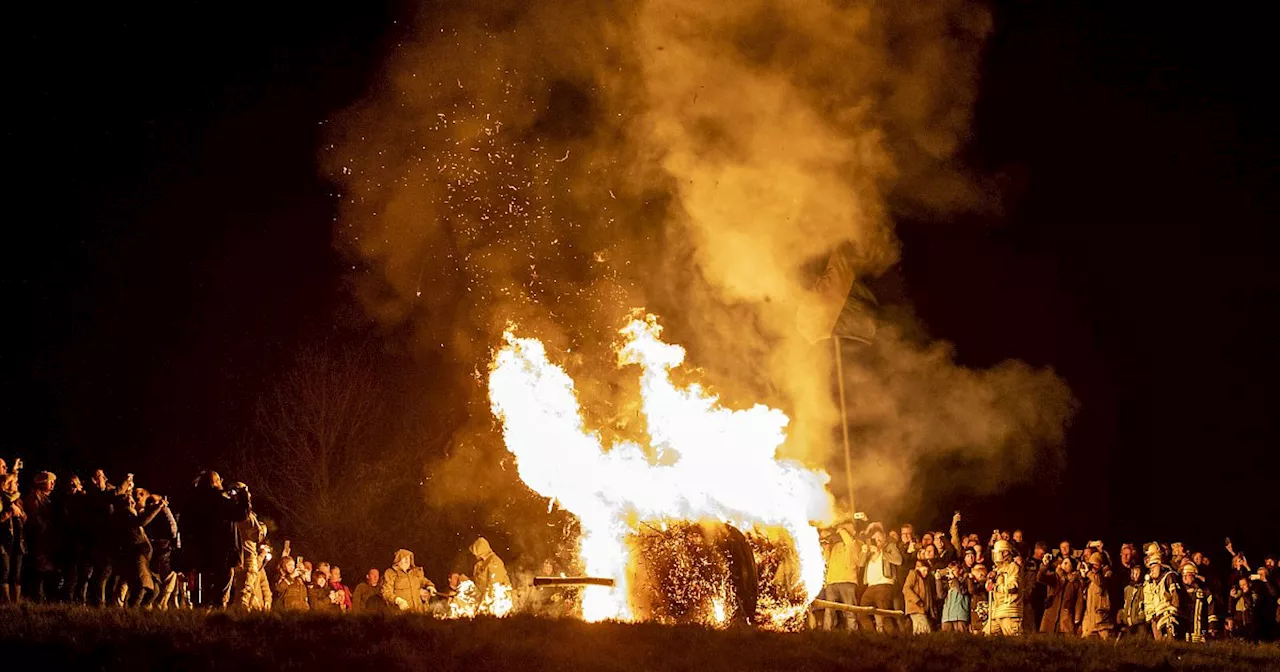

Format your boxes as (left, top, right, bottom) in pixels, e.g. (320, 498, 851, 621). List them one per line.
(815, 512, 1280, 643)
(4, 457, 1276, 645)
(0, 459, 509, 615)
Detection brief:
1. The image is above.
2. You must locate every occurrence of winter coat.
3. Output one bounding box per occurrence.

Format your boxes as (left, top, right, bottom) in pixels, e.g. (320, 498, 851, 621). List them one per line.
(274, 572, 310, 611)
(330, 581, 353, 610)
(1038, 566, 1085, 634)
(903, 569, 936, 616)
(309, 583, 342, 612)
(144, 506, 179, 576)
(1081, 568, 1116, 636)
(235, 512, 266, 571)
(57, 489, 89, 563)
(940, 573, 971, 623)
(21, 491, 57, 572)
(471, 537, 511, 598)
(1022, 562, 1042, 625)
(352, 582, 383, 613)
(382, 563, 429, 612)
(177, 485, 249, 573)
(84, 486, 116, 557)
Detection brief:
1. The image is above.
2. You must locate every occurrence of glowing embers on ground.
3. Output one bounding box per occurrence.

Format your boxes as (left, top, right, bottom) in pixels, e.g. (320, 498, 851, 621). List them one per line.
(488, 313, 832, 628)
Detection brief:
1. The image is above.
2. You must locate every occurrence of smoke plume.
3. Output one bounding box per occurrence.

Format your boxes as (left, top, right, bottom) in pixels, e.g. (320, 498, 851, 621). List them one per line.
(325, 0, 1072, 538)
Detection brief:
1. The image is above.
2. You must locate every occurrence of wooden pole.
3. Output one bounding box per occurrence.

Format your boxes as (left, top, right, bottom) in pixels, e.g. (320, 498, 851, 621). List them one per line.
(833, 336, 855, 517)
(812, 598, 904, 617)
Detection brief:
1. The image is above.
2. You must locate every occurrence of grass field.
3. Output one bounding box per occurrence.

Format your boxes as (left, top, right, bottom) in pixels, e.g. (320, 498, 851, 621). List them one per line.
(2, 606, 1278, 671)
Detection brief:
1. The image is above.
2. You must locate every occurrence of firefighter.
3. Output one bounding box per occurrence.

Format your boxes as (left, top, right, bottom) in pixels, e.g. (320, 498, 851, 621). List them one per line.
(987, 539, 1023, 636)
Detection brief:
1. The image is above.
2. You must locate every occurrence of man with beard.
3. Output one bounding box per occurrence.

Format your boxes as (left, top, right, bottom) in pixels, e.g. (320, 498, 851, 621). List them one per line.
(855, 522, 902, 633)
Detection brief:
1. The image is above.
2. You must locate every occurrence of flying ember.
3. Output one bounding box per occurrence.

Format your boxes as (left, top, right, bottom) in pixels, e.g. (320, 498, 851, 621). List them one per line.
(488, 313, 834, 627)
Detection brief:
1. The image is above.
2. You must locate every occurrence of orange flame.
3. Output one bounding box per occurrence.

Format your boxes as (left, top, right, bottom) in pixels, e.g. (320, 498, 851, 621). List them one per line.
(488, 312, 833, 623)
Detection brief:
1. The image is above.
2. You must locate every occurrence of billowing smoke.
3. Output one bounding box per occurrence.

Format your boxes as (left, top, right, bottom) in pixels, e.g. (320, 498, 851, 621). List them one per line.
(325, 0, 1072, 542)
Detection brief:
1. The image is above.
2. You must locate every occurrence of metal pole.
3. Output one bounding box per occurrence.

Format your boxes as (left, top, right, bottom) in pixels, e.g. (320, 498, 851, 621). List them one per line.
(833, 336, 855, 516)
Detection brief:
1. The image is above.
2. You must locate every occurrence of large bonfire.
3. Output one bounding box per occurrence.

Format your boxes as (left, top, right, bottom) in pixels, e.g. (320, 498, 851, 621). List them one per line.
(488, 312, 835, 628)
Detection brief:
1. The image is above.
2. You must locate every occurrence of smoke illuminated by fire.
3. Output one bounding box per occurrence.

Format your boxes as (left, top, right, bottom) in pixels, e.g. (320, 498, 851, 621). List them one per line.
(489, 313, 831, 623)
(328, 0, 1073, 587)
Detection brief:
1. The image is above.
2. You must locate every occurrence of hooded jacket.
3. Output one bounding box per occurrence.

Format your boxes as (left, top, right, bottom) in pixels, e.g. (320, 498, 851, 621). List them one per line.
(1081, 565, 1116, 637)
(382, 549, 429, 612)
(940, 571, 971, 623)
(470, 537, 510, 598)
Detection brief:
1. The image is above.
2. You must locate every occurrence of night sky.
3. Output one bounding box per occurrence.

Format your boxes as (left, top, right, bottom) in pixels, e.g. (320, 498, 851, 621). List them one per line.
(6, 3, 1276, 557)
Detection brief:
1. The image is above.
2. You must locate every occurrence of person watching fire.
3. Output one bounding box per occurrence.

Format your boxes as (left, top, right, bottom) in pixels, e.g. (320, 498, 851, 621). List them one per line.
(382, 548, 430, 612)
(855, 522, 901, 633)
(819, 521, 861, 631)
(987, 539, 1023, 636)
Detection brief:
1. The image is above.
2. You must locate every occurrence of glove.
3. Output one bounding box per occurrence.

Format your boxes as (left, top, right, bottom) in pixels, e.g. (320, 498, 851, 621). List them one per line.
(395, 597, 410, 610)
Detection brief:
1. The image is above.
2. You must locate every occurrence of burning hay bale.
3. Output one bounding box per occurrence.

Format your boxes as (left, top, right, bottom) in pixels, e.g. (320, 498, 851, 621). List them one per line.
(627, 521, 807, 630)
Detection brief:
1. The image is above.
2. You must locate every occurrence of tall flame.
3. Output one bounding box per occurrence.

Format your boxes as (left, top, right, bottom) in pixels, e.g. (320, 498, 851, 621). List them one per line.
(488, 313, 833, 623)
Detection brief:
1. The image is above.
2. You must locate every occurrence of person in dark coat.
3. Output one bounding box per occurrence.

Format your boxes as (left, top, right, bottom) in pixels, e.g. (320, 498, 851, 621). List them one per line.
(55, 475, 91, 603)
(309, 571, 342, 613)
(137, 488, 179, 608)
(274, 556, 310, 611)
(178, 471, 250, 608)
(111, 486, 166, 607)
(1038, 555, 1086, 635)
(85, 469, 118, 606)
(21, 471, 59, 602)
(0, 473, 26, 604)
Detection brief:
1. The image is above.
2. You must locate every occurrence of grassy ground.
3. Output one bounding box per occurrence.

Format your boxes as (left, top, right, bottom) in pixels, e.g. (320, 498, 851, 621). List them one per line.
(2, 606, 1277, 671)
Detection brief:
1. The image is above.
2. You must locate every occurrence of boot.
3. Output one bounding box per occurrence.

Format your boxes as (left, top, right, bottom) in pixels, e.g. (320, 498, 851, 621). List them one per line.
(1, 584, 10, 604)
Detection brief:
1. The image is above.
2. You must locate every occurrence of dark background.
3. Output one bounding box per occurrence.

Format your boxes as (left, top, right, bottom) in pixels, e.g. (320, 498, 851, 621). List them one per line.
(4, 2, 1276, 565)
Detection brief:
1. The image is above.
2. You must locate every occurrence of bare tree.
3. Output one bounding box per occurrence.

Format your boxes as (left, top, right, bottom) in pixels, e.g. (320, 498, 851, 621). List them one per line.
(239, 345, 384, 560)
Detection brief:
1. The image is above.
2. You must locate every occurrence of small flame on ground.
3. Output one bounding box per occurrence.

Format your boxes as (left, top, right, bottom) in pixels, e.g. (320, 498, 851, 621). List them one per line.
(447, 580, 513, 618)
